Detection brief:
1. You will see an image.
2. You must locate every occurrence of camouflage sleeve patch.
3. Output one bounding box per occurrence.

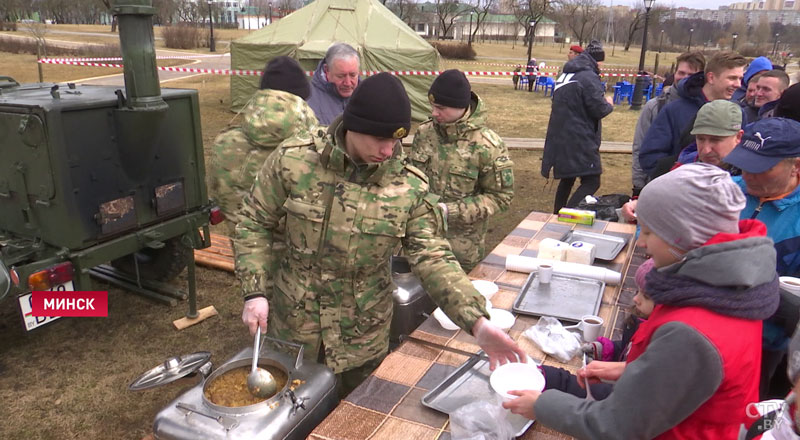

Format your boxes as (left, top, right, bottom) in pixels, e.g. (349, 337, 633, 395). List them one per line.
(494, 156, 514, 189)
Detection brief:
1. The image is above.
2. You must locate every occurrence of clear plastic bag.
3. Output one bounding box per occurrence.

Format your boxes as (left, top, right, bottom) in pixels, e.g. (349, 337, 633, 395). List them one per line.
(450, 398, 515, 440)
(523, 316, 582, 362)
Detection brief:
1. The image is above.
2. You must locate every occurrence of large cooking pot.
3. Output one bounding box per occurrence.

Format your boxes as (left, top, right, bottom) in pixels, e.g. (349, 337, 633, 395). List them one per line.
(201, 357, 290, 414)
(131, 338, 338, 440)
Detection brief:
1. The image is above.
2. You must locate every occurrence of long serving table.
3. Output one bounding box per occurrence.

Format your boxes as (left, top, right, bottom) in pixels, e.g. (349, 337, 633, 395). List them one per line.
(309, 211, 645, 440)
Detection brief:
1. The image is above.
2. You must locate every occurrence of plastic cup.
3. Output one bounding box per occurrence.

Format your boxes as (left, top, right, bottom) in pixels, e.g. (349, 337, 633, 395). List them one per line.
(579, 315, 604, 342)
(538, 264, 553, 284)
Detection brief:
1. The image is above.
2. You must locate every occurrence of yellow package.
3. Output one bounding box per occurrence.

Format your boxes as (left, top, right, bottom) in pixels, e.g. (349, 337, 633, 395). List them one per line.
(557, 208, 595, 226)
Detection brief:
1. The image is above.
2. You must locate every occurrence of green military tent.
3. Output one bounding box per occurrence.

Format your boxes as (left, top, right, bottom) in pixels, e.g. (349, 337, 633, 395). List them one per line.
(230, 0, 440, 121)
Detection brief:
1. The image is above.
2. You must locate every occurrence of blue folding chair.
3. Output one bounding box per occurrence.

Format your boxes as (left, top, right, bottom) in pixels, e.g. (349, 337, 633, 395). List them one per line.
(655, 83, 664, 97)
(643, 85, 652, 101)
(533, 75, 548, 92)
(543, 77, 556, 97)
(614, 84, 634, 105)
(518, 75, 529, 90)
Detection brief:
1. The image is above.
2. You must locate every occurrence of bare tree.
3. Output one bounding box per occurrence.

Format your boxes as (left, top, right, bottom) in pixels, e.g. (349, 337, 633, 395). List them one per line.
(387, 0, 420, 26)
(554, 0, 602, 47)
(23, 21, 48, 82)
(620, 6, 643, 51)
(469, 0, 494, 45)
(753, 14, 771, 51)
(176, 0, 204, 24)
(153, 0, 180, 25)
(511, 0, 553, 59)
(435, 0, 467, 39)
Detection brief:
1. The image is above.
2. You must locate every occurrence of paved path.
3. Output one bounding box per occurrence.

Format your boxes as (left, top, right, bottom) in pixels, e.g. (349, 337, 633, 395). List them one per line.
(404, 135, 631, 153)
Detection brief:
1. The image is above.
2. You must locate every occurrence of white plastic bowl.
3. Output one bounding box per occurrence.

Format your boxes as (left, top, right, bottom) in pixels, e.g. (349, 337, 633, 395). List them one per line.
(433, 307, 460, 331)
(472, 280, 499, 300)
(779, 276, 800, 295)
(489, 309, 516, 330)
(490, 362, 545, 401)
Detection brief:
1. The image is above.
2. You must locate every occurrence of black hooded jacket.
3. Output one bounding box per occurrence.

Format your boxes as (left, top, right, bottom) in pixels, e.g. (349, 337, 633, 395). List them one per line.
(542, 52, 614, 179)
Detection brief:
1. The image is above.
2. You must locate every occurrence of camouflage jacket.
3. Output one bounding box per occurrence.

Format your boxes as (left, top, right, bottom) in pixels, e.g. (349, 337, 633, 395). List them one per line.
(234, 117, 488, 373)
(208, 89, 318, 220)
(409, 92, 514, 229)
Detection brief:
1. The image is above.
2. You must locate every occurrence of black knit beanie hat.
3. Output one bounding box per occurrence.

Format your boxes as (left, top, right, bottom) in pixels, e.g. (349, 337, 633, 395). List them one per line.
(775, 83, 800, 124)
(428, 69, 471, 109)
(260, 56, 311, 101)
(586, 40, 605, 62)
(343, 73, 411, 139)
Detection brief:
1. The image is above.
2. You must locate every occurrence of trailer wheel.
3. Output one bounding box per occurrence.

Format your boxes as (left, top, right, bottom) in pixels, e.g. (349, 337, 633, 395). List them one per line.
(110, 237, 191, 282)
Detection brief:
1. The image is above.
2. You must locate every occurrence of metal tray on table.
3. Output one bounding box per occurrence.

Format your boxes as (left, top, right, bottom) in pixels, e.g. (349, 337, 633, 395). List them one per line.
(421, 354, 535, 437)
(512, 272, 605, 322)
(562, 230, 627, 261)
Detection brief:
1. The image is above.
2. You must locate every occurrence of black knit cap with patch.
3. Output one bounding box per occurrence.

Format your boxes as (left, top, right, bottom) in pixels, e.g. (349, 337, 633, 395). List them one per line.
(343, 72, 411, 139)
(428, 69, 471, 109)
(260, 56, 311, 101)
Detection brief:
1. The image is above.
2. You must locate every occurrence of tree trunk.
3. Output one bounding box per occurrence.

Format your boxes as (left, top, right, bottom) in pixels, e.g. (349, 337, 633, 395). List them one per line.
(36, 42, 43, 83)
(111, 16, 117, 32)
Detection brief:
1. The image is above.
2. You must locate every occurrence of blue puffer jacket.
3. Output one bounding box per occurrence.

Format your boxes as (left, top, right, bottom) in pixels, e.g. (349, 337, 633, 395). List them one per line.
(731, 56, 773, 103)
(736, 176, 800, 277)
(639, 71, 707, 175)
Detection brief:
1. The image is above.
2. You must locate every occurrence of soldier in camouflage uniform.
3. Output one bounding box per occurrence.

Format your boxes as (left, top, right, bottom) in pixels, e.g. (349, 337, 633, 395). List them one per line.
(410, 70, 514, 273)
(208, 56, 317, 224)
(235, 73, 526, 395)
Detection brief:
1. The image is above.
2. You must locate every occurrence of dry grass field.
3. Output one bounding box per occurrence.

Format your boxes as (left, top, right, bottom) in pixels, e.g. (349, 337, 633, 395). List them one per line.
(0, 30, 637, 439)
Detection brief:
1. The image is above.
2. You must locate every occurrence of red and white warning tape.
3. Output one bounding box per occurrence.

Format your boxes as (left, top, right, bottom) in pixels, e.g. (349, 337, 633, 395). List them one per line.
(38, 58, 648, 78)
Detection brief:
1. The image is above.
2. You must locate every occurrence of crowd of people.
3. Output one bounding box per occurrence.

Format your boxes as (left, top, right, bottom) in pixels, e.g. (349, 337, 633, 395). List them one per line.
(207, 40, 800, 438)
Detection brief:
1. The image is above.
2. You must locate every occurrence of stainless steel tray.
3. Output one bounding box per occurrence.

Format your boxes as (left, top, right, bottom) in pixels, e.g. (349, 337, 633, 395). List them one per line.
(562, 230, 627, 261)
(421, 355, 534, 437)
(512, 272, 605, 322)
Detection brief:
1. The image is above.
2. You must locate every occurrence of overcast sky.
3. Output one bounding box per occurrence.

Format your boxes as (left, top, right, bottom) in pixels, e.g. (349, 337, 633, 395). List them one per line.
(613, 0, 735, 9)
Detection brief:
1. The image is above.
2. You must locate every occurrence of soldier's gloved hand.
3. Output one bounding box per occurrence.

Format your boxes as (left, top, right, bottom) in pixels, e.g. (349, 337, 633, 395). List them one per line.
(242, 297, 269, 336)
(472, 317, 528, 371)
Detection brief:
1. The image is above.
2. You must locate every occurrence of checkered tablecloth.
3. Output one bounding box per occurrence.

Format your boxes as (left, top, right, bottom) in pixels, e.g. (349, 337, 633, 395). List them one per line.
(310, 211, 643, 440)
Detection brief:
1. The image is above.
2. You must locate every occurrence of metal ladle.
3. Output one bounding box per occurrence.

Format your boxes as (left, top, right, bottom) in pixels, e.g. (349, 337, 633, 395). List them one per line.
(247, 325, 277, 398)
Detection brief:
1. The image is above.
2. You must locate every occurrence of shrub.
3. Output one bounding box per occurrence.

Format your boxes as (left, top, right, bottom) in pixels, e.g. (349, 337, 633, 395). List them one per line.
(163, 24, 208, 50)
(0, 36, 120, 58)
(430, 41, 476, 60)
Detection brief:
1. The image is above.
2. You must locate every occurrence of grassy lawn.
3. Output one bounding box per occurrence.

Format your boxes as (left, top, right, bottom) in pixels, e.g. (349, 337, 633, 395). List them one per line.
(442, 40, 684, 70)
(471, 82, 638, 142)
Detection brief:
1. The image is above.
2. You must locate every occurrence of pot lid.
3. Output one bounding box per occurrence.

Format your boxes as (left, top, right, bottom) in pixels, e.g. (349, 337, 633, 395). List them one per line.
(129, 351, 211, 391)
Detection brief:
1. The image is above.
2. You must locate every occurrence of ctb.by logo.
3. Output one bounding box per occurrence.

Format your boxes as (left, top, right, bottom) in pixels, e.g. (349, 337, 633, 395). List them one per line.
(745, 400, 787, 430)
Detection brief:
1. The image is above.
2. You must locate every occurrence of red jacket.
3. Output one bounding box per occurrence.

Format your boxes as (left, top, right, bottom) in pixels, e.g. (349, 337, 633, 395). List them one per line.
(628, 305, 761, 439)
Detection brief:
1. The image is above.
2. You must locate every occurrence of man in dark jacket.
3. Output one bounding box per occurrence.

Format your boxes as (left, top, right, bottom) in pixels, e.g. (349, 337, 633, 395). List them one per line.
(751, 69, 790, 122)
(542, 39, 614, 214)
(307, 42, 360, 125)
(630, 52, 705, 195)
(639, 51, 746, 178)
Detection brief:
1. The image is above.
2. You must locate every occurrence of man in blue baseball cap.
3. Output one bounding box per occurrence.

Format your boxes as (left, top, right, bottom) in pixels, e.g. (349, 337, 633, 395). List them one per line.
(724, 117, 800, 400)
